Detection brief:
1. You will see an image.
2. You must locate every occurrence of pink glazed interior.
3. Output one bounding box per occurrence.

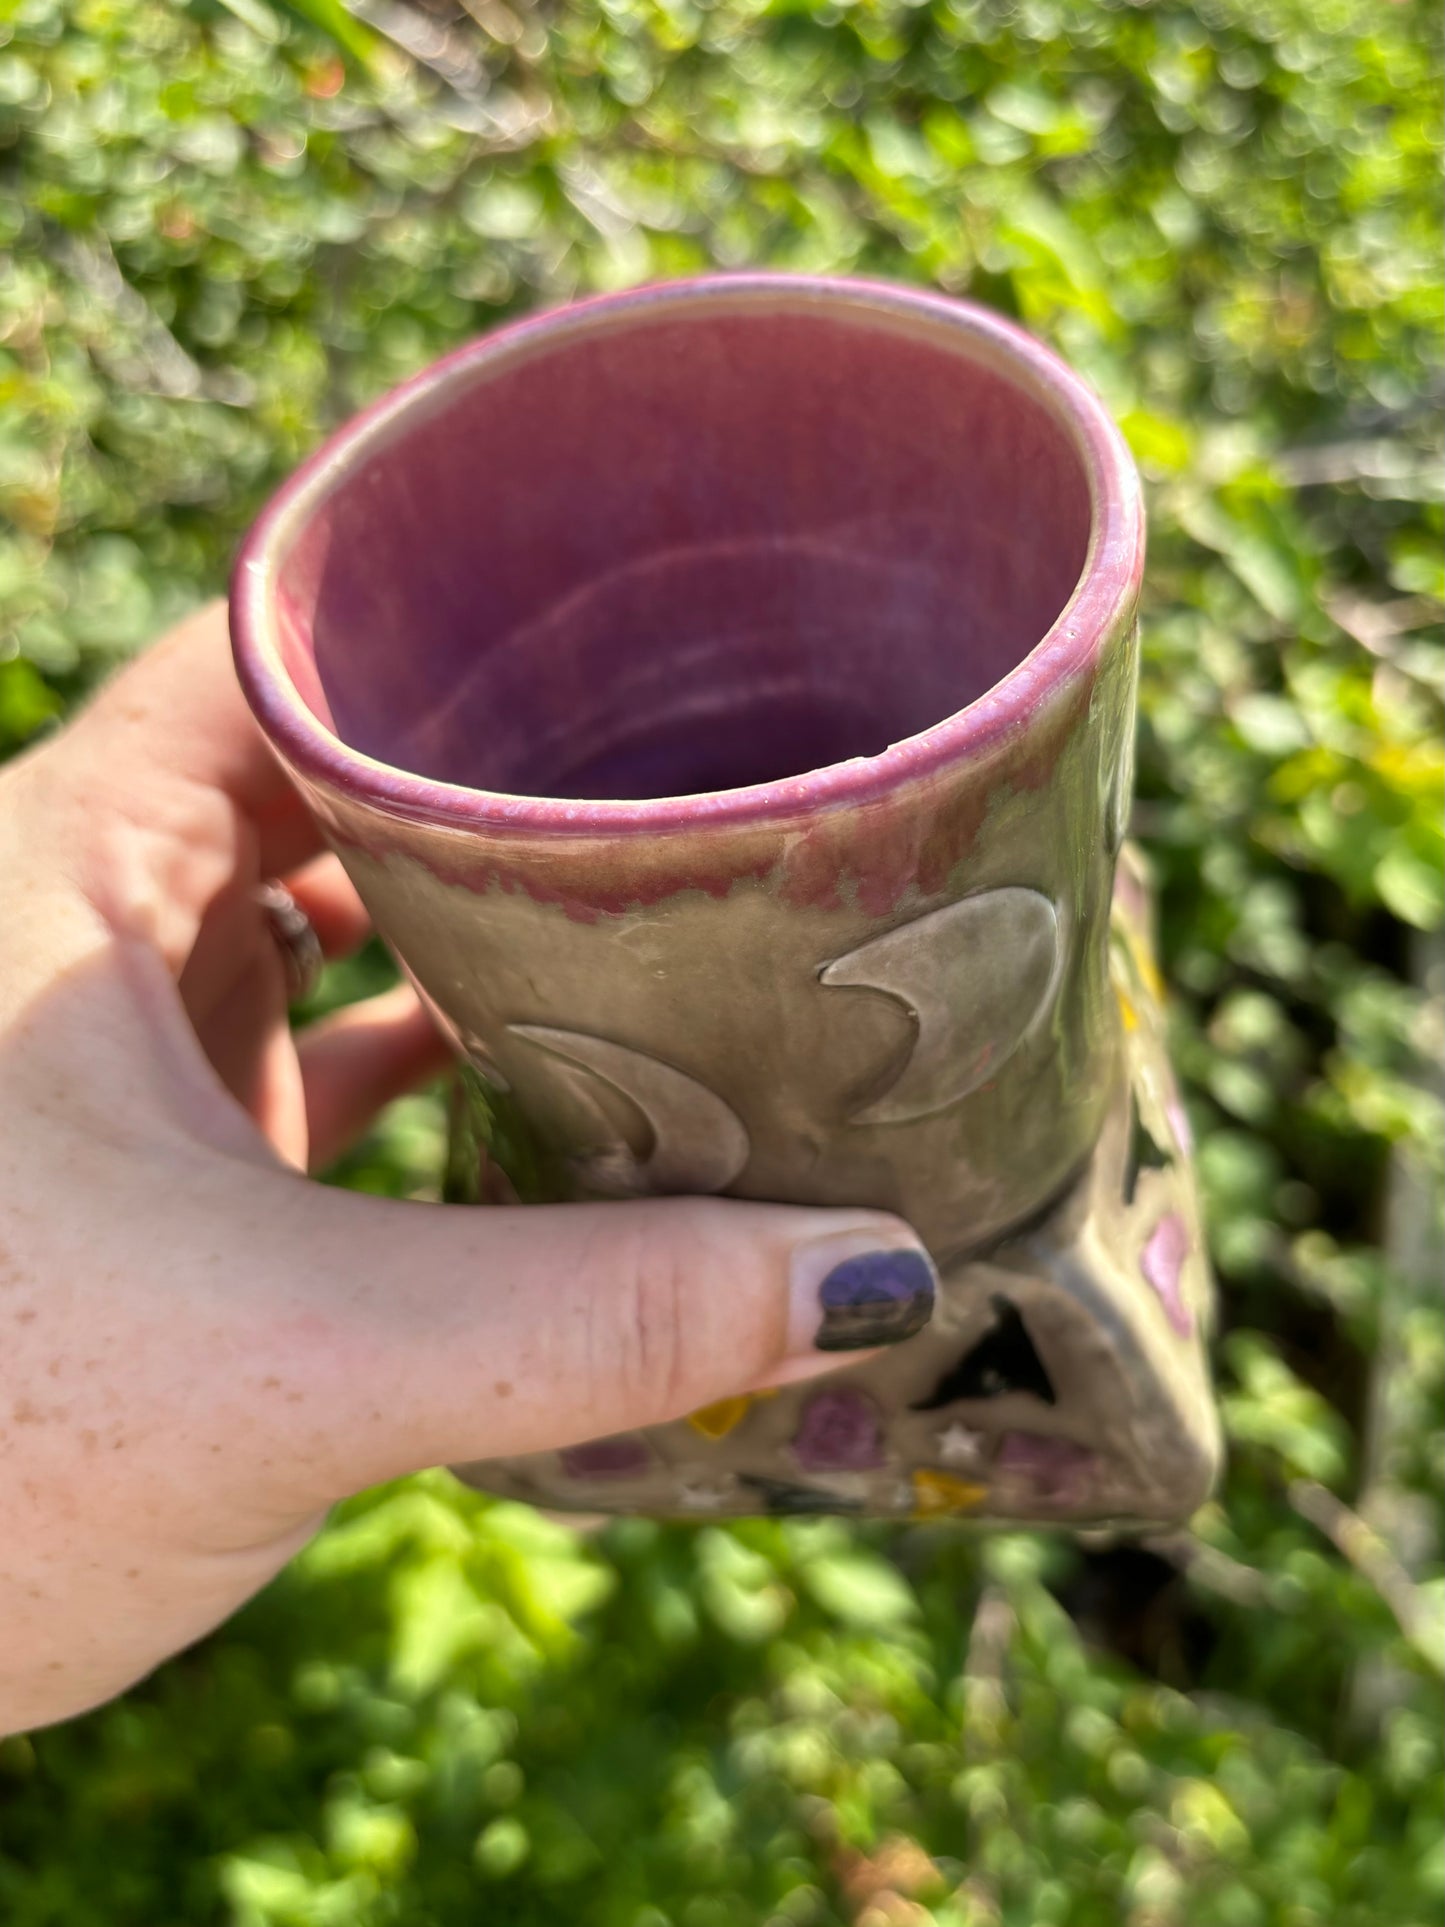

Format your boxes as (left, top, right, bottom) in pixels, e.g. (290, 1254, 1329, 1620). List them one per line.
(257, 286, 1098, 804)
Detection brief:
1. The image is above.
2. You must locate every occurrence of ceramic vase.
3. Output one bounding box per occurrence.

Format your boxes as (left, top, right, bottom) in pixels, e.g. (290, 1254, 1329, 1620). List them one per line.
(232, 274, 1218, 1526)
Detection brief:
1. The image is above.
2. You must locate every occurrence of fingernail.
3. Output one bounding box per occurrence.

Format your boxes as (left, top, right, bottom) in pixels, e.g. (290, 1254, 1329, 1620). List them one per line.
(788, 1230, 937, 1356)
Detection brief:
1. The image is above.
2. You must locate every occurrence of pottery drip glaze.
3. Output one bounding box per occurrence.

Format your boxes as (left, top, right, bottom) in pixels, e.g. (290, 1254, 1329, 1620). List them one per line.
(233, 275, 1219, 1526)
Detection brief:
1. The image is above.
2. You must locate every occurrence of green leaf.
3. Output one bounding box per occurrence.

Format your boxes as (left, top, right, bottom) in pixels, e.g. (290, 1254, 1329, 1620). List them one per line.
(275, 0, 389, 70)
(1375, 840, 1445, 929)
(800, 1553, 920, 1628)
(0, 656, 62, 750)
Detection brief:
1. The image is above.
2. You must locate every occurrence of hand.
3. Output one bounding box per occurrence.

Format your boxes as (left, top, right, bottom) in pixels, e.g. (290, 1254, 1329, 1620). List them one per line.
(0, 604, 934, 1731)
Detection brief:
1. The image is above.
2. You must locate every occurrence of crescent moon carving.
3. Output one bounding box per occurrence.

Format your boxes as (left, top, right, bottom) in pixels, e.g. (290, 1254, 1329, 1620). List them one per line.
(506, 1024, 750, 1198)
(820, 887, 1061, 1125)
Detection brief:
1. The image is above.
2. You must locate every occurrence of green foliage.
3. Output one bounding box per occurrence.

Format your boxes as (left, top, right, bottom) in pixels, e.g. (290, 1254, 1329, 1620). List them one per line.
(1, 0, 1441, 1920)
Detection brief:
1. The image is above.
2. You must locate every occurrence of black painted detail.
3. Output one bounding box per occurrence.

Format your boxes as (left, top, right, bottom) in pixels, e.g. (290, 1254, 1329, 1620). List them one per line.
(737, 1474, 863, 1516)
(1124, 1098, 1171, 1205)
(912, 1297, 1057, 1409)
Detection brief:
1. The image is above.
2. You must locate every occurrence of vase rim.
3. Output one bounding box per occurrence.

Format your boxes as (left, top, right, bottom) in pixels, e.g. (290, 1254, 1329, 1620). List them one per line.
(231, 272, 1145, 838)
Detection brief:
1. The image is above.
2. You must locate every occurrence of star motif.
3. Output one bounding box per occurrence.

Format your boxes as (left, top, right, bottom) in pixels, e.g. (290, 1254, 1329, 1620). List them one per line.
(677, 1479, 732, 1511)
(936, 1423, 987, 1467)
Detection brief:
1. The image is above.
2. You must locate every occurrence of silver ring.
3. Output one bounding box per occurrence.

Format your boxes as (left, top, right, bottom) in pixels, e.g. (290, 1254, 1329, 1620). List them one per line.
(257, 880, 324, 1004)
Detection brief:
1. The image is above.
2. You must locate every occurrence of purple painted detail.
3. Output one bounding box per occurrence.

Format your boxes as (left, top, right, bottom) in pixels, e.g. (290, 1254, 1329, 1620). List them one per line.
(995, 1431, 1096, 1503)
(792, 1390, 886, 1471)
(816, 1248, 936, 1351)
(560, 1436, 652, 1479)
(232, 275, 1144, 861)
(1166, 1097, 1194, 1156)
(1141, 1211, 1193, 1335)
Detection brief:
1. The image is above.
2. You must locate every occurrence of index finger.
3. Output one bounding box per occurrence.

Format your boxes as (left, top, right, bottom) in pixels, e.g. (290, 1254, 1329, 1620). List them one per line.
(68, 600, 325, 879)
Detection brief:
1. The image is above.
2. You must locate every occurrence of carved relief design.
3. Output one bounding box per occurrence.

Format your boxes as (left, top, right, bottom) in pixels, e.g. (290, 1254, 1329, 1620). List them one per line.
(505, 1023, 749, 1196)
(504, 888, 1063, 1198)
(819, 888, 1060, 1124)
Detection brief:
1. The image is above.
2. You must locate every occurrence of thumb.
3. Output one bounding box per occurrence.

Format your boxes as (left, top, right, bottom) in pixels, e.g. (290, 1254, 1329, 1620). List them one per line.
(215, 1170, 937, 1507)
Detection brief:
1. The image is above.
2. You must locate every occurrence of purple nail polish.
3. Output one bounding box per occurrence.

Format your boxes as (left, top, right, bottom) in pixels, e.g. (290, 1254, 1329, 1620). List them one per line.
(814, 1248, 935, 1352)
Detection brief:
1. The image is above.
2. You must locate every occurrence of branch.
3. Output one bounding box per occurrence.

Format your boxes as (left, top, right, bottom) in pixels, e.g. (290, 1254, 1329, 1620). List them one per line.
(57, 234, 253, 408)
(1140, 1531, 1274, 1610)
(1288, 1478, 1444, 1676)
(1324, 591, 1443, 656)
(1274, 437, 1440, 494)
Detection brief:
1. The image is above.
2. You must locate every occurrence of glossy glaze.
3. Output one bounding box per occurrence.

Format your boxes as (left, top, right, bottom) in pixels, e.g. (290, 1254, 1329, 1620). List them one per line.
(233, 275, 1218, 1526)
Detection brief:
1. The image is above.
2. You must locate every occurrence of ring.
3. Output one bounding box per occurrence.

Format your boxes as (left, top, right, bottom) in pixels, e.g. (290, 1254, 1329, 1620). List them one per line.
(257, 880, 325, 1004)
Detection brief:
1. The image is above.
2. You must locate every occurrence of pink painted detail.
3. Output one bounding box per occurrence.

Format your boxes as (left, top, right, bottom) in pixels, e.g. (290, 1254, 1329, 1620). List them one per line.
(312, 665, 1089, 922)
(1166, 1097, 1194, 1156)
(232, 275, 1143, 921)
(995, 1431, 1096, 1503)
(560, 1436, 652, 1479)
(792, 1389, 885, 1471)
(1141, 1211, 1193, 1336)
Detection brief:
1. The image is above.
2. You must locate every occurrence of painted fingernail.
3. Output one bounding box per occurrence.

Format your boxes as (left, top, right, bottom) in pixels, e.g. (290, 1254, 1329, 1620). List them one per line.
(789, 1232, 937, 1355)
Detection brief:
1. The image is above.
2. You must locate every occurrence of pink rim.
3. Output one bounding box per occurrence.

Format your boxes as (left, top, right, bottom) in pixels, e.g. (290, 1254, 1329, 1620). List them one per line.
(231, 273, 1144, 838)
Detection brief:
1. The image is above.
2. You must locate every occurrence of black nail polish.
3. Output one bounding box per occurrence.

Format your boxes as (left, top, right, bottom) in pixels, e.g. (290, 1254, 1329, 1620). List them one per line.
(814, 1248, 936, 1352)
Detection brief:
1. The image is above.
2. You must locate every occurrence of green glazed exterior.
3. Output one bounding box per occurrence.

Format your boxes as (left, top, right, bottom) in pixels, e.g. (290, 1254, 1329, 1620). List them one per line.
(233, 275, 1219, 1527)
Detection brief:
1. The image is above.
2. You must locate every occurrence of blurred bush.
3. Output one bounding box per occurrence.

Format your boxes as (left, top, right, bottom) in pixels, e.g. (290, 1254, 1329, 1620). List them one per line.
(0, 0, 1441, 1921)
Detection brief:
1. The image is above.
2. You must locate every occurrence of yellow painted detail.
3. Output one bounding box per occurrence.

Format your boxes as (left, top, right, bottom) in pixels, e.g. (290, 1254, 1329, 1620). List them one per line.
(1116, 984, 1140, 1033)
(911, 1468, 988, 1516)
(1116, 915, 1166, 1003)
(1131, 941, 1166, 1004)
(687, 1396, 753, 1440)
